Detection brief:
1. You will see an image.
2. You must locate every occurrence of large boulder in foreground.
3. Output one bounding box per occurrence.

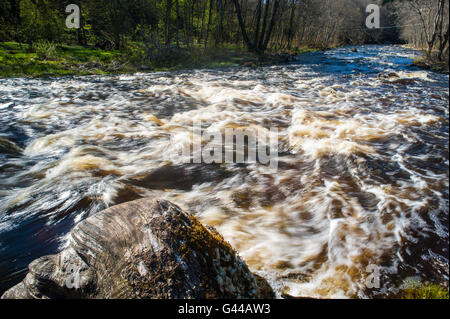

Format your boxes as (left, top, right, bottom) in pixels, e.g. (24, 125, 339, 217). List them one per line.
(2, 199, 273, 299)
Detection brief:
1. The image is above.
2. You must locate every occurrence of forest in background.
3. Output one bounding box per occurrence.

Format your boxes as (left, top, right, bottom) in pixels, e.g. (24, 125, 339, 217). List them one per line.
(0, 0, 402, 50)
(0, 0, 448, 76)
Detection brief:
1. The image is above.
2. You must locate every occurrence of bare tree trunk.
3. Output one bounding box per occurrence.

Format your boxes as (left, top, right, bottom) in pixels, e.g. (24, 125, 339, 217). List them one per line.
(9, 0, 21, 42)
(165, 0, 173, 46)
(205, 0, 214, 48)
(438, 23, 449, 61)
(215, 0, 225, 47)
(231, 0, 254, 51)
(436, 0, 448, 61)
(76, 0, 87, 46)
(258, 0, 271, 50)
(176, 0, 180, 47)
(428, 0, 444, 57)
(199, 0, 207, 43)
(286, 0, 297, 50)
(215, 0, 224, 47)
(253, 0, 263, 48)
(262, 0, 280, 51)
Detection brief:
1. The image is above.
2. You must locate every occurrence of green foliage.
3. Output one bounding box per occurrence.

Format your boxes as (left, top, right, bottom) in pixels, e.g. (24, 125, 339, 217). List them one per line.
(1, 0, 411, 57)
(147, 47, 191, 69)
(1, 39, 270, 77)
(400, 279, 449, 299)
(0, 41, 122, 77)
(122, 42, 249, 71)
(0, 40, 245, 77)
(33, 41, 58, 61)
(123, 42, 150, 65)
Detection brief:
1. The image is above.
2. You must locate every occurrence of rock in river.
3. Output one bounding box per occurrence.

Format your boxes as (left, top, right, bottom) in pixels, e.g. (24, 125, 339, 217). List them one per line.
(2, 198, 273, 299)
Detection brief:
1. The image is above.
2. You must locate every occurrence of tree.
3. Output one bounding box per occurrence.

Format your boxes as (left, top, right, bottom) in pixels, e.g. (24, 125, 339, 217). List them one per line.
(394, 0, 449, 61)
(0, 0, 424, 55)
(232, 0, 280, 53)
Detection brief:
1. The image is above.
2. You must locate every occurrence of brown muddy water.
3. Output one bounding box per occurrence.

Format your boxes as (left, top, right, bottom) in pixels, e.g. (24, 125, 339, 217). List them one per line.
(0, 45, 448, 298)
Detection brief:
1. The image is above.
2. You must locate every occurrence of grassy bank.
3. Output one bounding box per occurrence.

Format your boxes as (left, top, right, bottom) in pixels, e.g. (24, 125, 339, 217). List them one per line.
(0, 42, 122, 77)
(0, 41, 310, 78)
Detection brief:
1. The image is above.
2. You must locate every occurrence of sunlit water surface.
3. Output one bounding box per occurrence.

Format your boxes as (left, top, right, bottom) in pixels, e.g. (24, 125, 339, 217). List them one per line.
(0, 45, 448, 298)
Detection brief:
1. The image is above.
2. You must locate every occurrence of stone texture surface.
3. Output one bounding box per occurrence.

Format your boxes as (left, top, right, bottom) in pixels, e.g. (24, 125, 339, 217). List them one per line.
(2, 198, 273, 299)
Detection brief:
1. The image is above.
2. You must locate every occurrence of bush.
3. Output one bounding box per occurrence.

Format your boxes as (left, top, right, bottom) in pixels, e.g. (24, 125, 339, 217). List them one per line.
(33, 41, 58, 61)
(148, 47, 190, 68)
(122, 42, 191, 69)
(123, 42, 148, 65)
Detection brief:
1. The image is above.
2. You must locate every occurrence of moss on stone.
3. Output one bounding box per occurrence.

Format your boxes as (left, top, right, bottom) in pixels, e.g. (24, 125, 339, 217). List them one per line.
(402, 282, 449, 299)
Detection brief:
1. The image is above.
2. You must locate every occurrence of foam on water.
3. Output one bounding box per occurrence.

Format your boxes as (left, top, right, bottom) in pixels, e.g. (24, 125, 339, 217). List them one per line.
(0, 45, 448, 297)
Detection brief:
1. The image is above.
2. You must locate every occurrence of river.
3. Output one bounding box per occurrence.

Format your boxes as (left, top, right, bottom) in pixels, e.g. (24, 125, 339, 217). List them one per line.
(0, 45, 448, 298)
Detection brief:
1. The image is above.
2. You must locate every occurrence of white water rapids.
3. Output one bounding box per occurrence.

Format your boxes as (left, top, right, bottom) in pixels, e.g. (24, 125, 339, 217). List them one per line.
(0, 45, 448, 298)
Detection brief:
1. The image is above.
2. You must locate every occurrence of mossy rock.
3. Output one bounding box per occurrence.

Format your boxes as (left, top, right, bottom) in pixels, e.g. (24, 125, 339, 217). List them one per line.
(2, 198, 273, 299)
(400, 281, 449, 300)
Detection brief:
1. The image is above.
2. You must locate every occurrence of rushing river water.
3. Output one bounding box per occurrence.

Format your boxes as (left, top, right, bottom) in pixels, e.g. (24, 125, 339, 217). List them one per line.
(0, 45, 448, 298)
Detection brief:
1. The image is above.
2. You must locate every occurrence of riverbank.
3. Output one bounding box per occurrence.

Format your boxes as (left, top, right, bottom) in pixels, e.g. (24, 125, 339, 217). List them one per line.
(413, 55, 449, 74)
(0, 45, 448, 299)
(401, 45, 449, 74)
(0, 42, 308, 78)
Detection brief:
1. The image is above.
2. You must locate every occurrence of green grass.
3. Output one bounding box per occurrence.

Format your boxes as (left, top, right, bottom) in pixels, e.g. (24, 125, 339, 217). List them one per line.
(0, 41, 123, 78)
(1, 41, 320, 78)
(400, 281, 449, 299)
(57, 44, 120, 62)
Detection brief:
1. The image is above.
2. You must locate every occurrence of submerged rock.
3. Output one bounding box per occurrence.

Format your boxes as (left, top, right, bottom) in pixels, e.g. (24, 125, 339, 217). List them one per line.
(2, 198, 273, 299)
